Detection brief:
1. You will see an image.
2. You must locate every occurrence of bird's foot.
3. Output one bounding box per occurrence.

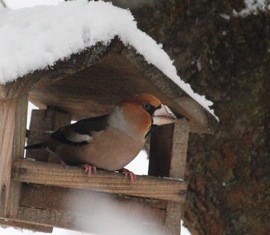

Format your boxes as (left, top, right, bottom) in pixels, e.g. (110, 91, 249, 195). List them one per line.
(118, 168, 136, 182)
(81, 164, 97, 177)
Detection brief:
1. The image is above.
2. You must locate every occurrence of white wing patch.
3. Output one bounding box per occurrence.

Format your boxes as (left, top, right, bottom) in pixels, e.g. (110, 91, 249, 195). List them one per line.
(66, 133, 92, 143)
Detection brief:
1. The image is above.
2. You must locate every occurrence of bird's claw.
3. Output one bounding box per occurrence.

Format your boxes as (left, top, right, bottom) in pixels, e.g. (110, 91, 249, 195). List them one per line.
(81, 164, 96, 177)
(119, 168, 136, 182)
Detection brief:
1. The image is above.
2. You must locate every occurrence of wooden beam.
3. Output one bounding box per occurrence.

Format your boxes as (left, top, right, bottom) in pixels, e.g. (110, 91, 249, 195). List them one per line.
(0, 96, 27, 218)
(20, 184, 167, 221)
(0, 44, 109, 100)
(0, 218, 53, 233)
(12, 160, 187, 203)
(15, 206, 166, 234)
(149, 119, 189, 235)
(169, 119, 189, 179)
(12, 183, 167, 233)
(166, 119, 189, 235)
(174, 96, 218, 134)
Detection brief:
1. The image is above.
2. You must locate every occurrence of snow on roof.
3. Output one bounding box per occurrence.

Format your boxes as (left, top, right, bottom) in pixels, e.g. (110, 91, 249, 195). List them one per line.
(0, 0, 218, 120)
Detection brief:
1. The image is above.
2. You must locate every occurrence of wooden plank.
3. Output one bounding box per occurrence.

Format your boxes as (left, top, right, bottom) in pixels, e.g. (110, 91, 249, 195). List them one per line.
(17, 207, 82, 231)
(11, 183, 169, 234)
(0, 218, 53, 233)
(16, 206, 167, 234)
(166, 119, 189, 235)
(0, 96, 27, 218)
(165, 202, 182, 235)
(174, 96, 218, 134)
(26, 107, 71, 163)
(169, 119, 189, 179)
(20, 184, 167, 213)
(12, 160, 187, 203)
(18, 184, 167, 233)
(0, 44, 109, 100)
(149, 119, 189, 235)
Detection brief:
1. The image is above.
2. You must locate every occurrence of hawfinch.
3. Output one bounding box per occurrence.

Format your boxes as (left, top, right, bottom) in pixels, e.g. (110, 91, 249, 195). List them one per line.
(25, 94, 177, 180)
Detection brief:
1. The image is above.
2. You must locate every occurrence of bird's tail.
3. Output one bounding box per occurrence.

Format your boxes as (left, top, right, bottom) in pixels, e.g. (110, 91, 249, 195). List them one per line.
(24, 143, 44, 150)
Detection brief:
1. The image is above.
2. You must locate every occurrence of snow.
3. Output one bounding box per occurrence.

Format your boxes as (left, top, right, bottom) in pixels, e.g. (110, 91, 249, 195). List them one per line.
(4, 0, 64, 9)
(0, 0, 218, 119)
(234, 0, 270, 16)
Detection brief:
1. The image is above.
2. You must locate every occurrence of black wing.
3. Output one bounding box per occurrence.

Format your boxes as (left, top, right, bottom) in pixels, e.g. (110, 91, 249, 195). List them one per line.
(50, 115, 109, 146)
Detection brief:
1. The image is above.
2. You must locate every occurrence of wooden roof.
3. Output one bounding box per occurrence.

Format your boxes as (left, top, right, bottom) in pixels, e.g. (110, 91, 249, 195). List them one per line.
(0, 38, 218, 133)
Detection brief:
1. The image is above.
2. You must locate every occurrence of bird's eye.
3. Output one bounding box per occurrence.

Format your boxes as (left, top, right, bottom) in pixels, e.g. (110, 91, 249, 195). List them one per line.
(142, 102, 153, 112)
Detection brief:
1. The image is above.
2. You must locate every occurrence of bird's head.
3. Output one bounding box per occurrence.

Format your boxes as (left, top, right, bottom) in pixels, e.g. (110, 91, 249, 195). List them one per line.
(116, 94, 177, 138)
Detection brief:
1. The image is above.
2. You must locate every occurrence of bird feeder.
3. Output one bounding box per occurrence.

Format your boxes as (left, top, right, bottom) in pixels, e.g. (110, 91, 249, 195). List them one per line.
(0, 2, 218, 234)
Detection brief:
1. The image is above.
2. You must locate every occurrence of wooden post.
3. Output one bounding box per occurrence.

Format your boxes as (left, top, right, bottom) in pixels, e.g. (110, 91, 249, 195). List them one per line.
(149, 119, 189, 235)
(0, 96, 28, 218)
(0, 218, 53, 233)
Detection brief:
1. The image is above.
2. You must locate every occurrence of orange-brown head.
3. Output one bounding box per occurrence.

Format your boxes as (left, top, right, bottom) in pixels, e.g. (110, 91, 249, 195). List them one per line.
(116, 94, 177, 139)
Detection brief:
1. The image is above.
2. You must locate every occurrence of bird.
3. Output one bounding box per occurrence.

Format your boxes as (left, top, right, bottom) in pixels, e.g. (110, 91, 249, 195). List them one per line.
(25, 94, 177, 181)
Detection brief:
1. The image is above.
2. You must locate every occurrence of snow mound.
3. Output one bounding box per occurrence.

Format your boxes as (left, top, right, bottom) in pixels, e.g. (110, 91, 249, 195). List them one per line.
(0, 0, 218, 119)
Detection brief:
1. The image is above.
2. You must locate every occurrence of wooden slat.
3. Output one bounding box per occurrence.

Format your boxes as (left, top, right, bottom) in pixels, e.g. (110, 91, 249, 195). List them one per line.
(20, 184, 167, 222)
(165, 202, 182, 235)
(174, 96, 217, 134)
(15, 205, 168, 235)
(0, 44, 109, 100)
(0, 96, 27, 218)
(17, 207, 82, 231)
(149, 119, 190, 235)
(15, 206, 167, 235)
(170, 119, 189, 179)
(14, 183, 168, 233)
(0, 218, 53, 233)
(165, 119, 189, 235)
(12, 160, 187, 203)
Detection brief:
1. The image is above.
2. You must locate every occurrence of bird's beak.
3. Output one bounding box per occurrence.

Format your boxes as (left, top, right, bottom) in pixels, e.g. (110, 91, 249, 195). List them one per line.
(152, 104, 177, 126)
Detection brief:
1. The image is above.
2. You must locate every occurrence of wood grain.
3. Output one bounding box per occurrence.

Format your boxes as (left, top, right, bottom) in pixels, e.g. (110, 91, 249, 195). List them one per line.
(0, 43, 109, 100)
(14, 184, 168, 233)
(0, 218, 53, 233)
(165, 119, 189, 235)
(0, 96, 27, 218)
(149, 119, 190, 235)
(12, 160, 187, 203)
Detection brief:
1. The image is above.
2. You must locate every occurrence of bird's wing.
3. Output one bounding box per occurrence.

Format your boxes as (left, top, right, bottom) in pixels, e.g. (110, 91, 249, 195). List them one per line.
(50, 115, 109, 146)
